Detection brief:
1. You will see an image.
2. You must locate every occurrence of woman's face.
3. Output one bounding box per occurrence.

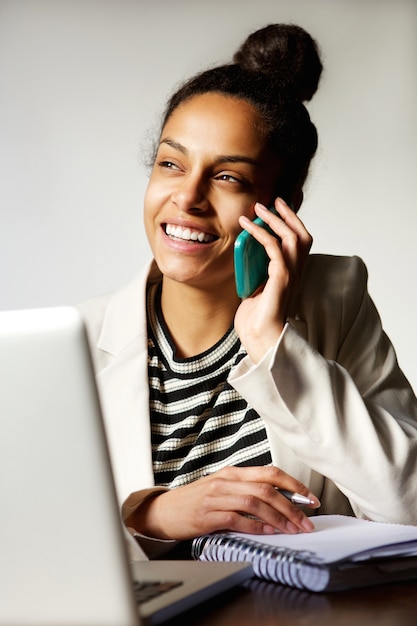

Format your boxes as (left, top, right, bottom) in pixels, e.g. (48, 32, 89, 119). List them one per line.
(144, 92, 282, 292)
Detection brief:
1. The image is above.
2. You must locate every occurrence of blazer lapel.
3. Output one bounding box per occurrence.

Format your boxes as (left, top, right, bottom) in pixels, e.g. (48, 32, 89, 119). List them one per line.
(94, 261, 161, 505)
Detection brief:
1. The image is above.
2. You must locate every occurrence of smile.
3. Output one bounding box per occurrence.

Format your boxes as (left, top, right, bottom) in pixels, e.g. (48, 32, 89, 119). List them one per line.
(164, 224, 216, 243)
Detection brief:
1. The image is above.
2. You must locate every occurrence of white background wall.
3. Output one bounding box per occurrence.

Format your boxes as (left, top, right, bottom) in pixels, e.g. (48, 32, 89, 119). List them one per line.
(1, 0, 416, 390)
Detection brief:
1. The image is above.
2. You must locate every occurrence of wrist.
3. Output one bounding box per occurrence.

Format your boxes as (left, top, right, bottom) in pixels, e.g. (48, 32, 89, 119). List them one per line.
(127, 491, 172, 540)
(244, 327, 283, 364)
(122, 487, 169, 538)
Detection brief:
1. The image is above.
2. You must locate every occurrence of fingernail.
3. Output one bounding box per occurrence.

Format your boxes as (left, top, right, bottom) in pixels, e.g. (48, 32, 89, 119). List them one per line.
(309, 494, 321, 507)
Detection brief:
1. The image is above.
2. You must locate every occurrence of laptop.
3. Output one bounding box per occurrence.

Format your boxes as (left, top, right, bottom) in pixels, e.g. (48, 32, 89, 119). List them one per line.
(0, 306, 252, 625)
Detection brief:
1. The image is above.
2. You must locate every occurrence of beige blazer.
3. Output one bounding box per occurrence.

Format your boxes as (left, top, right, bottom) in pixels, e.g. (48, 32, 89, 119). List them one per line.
(78, 254, 417, 529)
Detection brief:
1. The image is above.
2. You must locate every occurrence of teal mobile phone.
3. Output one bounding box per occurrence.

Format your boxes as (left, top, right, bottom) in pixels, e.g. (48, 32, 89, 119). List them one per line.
(234, 206, 280, 299)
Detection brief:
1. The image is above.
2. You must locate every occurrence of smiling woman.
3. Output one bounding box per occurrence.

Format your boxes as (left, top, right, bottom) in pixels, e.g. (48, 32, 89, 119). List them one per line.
(78, 23, 417, 556)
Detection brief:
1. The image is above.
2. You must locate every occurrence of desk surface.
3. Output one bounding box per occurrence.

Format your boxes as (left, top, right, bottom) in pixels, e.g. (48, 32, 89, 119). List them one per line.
(167, 578, 417, 626)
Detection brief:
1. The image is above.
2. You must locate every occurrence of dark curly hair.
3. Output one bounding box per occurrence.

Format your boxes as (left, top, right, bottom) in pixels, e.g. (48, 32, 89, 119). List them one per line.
(155, 23, 323, 201)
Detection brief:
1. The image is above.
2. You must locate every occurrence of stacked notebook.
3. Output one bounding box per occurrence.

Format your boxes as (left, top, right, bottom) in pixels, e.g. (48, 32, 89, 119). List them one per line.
(192, 514, 417, 592)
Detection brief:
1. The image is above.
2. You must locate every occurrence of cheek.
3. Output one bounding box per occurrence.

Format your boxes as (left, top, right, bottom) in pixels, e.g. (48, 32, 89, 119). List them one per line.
(143, 185, 159, 245)
(226, 210, 253, 242)
(143, 210, 152, 247)
(144, 170, 171, 217)
(242, 204, 257, 221)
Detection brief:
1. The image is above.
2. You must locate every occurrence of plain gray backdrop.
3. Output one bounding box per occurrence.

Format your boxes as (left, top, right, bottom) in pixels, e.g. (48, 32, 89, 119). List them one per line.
(1, 0, 416, 389)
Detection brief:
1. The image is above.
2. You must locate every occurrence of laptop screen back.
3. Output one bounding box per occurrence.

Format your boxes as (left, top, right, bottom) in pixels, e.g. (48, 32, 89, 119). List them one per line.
(0, 307, 140, 625)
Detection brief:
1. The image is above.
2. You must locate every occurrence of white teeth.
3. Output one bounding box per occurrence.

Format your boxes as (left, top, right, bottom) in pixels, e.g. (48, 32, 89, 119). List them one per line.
(165, 224, 214, 243)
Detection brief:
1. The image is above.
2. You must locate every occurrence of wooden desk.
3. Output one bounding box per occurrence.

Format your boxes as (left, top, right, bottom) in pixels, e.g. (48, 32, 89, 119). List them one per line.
(166, 578, 417, 626)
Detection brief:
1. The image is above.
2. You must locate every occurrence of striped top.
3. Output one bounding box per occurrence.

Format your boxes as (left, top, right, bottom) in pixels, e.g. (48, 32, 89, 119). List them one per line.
(147, 282, 272, 489)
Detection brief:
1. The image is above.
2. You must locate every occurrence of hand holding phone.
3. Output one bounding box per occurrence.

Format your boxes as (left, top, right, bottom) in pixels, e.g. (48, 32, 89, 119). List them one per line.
(234, 205, 280, 299)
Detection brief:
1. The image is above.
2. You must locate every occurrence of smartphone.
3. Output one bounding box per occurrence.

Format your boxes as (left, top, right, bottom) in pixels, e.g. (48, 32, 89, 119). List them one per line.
(234, 205, 280, 299)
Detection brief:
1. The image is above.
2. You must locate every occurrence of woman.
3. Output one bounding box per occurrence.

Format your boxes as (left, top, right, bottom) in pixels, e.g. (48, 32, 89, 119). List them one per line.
(79, 23, 417, 557)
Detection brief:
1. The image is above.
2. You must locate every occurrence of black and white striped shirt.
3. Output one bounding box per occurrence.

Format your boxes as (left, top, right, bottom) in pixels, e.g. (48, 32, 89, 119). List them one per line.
(147, 283, 272, 488)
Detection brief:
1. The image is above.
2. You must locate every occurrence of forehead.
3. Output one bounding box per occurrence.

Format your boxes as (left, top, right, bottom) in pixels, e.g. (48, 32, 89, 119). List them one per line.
(161, 93, 270, 159)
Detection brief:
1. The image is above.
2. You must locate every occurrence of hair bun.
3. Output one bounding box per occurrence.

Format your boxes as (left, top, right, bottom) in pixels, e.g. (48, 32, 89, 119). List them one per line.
(233, 23, 322, 102)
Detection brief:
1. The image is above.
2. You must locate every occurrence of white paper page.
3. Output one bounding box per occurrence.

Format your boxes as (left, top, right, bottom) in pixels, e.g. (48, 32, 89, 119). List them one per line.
(228, 515, 417, 564)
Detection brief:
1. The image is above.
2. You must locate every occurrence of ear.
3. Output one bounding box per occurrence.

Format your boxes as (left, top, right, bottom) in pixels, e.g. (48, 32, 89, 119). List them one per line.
(292, 189, 304, 213)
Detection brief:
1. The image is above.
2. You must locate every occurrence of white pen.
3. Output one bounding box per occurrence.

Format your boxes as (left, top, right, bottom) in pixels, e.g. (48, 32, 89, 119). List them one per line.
(277, 489, 315, 506)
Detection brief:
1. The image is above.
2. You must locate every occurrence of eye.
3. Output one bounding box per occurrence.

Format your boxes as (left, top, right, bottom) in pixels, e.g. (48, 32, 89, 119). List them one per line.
(215, 172, 248, 186)
(217, 173, 239, 182)
(158, 160, 181, 171)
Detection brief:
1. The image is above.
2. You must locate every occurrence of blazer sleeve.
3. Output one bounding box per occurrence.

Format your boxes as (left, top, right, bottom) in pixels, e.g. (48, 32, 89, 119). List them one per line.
(228, 255, 417, 524)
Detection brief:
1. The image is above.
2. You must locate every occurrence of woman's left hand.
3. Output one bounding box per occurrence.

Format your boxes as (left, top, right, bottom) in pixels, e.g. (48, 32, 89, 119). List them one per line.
(234, 198, 312, 363)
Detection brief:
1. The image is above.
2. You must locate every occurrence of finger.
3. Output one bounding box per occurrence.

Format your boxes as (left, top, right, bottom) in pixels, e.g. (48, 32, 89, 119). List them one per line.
(203, 472, 317, 533)
(251, 201, 297, 242)
(238, 213, 286, 281)
(237, 212, 283, 254)
(244, 203, 310, 282)
(206, 490, 314, 534)
(273, 199, 313, 274)
(204, 510, 298, 536)
(245, 198, 311, 251)
(273, 198, 312, 247)
(209, 472, 319, 511)
(254, 199, 312, 259)
(214, 465, 319, 506)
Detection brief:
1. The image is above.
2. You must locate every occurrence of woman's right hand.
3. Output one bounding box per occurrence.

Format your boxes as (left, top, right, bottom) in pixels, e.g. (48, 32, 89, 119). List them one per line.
(234, 199, 313, 365)
(130, 465, 320, 541)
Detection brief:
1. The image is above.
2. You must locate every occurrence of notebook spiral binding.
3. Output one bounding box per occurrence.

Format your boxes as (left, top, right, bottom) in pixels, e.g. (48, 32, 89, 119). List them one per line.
(192, 534, 324, 590)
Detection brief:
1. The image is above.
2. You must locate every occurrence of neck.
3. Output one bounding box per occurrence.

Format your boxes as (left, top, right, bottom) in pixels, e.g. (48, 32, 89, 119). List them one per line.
(160, 277, 240, 358)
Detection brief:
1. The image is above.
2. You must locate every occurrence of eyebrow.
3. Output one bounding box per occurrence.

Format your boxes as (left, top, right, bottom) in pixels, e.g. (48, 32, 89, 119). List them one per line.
(159, 137, 262, 168)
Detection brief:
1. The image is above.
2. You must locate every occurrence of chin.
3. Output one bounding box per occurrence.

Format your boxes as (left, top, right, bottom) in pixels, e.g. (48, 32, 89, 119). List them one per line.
(158, 261, 202, 285)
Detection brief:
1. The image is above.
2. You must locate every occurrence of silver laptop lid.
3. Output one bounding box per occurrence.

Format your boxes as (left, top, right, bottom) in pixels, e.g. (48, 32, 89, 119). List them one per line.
(0, 306, 139, 625)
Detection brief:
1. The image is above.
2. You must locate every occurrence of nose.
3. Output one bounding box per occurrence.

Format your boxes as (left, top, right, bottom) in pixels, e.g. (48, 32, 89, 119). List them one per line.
(170, 174, 209, 213)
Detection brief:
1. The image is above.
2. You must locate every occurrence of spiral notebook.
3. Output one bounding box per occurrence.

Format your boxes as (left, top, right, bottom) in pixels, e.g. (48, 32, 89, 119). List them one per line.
(192, 514, 417, 592)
